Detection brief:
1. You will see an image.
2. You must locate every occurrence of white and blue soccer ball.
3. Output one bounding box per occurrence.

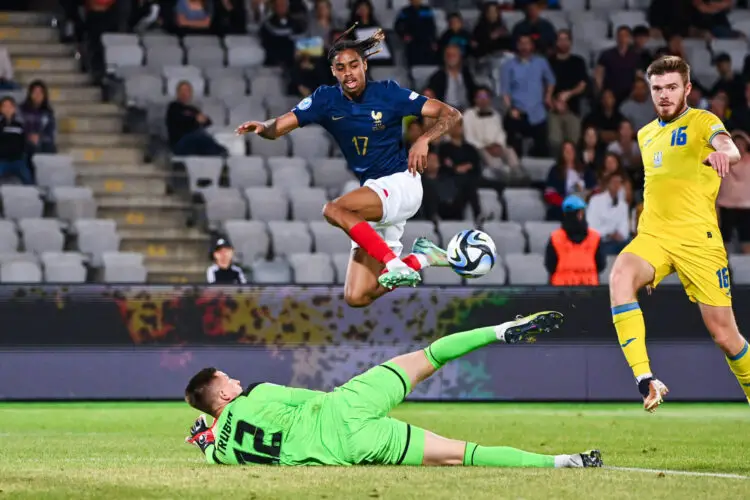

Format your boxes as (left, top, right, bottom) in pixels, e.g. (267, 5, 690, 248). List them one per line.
(446, 229, 497, 278)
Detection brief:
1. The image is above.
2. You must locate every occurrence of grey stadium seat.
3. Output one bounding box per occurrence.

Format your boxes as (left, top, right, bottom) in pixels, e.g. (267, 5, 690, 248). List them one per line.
(228, 97, 267, 123)
(102, 252, 148, 283)
(609, 11, 647, 30)
(289, 188, 327, 221)
(183, 34, 221, 48)
(187, 45, 226, 69)
(464, 257, 507, 286)
(521, 157, 554, 183)
(266, 95, 299, 119)
(163, 64, 202, 79)
(401, 221, 438, 252)
(249, 133, 289, 157)
(539, 10, 569, 31)
(572, 18, 608, 43)
(341, 179, 360, 196)
(228, 156, 268, 188)
(1, 260, 42, 283)
(146, 45, 184, 68)
(0, 186, 43, 220)
(268, 221, 313, 255)
(141, 32, 180, 48)
(0, 220, 18, 252)
(309, 221, 351, 254)
(481, 221, 526, 256)
(224, 220, 269, 263)
(212, 129, 246, 156)
(332, 252, 350, 284)
(289, 253, 335, 284)
(290, 126, 331, 158)
(102, 33, 139, 46)
(105, 45, 144, 71)
(227, 45, 265, 68)
(203, 188, 247, 229)
(411, 66, 438, 91)
(268, 158, 311, 188)
(245, 187, 289, 220)
(52, 187, 97, 223)
(0, 252, 38, 265)
(501, 10, 524, 31)
(437, 221, 473, 247)
(224, 35, 261, 48)
(18, 218, 64, 253)
(421, 267, 462, 285)
(600, 255, 617, 285)
(184, 157, 223, 193)
(478, 188, 503, 220)
(250, 74, 284, 97)
(251, 257, 292, 284)
(209, 75, 247, 102)
(524, 221, 558, 254)
(125, 73, 163, 107)
(505, 253, 548, 285)
(503, 188, 546, 223)
(310, 158, 354, 196)
(370, 66, 410, 87)
(730, 255, 750, 285)
(74, 219, 120, 266)
(41, 252, 86, 283)
(198, 99, 227, 126)
(33, 154, 76, 190)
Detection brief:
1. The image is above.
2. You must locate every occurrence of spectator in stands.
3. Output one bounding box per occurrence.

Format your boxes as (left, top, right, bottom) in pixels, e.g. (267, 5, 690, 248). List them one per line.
(308, 0, 342, 42)
(261, 0, 306, 67)
(544, 141, 596, 221)
(19, 81, 57, 154)
(633, 25, 653, 72)
(0, 48, 18, 90)
(654, 33, 688, 62)
(215, 0, 248, 34)
(578, 126, 605, 172)
(290, 47, 328, 97)
(438, 13, 472, 58)
(438, 122, 482, 220)
(710, 91, 734, 129)
(175, 0, 214, 34)
(501, 34, 555, 157)
(471, 2, 511, 58)
(648, 0, 692, 39)
(167, 81, 227, 157)
(405, 119, 423, 150)
(718, 130, 750, 254)
(420, 147, 471, 222)
(463, 86, 522, 180)
(595, 26, 639, 104)
(690, 0, 739, 39)
(606, 120, 641, 173)
(0, 98, 32, 185)
(730, 82, 750, 132)
(511, 2, 556, 55)
(84, 0, 119, 77)
(687, 84, 710, 110)
(206, 238, 247, 284)
(594, 152, 633, 205)
(129, 0, 162, 33)
(583, 89, 623, 145)
(348, 0, 379, 29)
(545, 195, 605, 286)
(710, 53, 744, 109)
(395, 0, 438, 66)
(548, 29, 587, 155)
(620, 78, 656, 132)
(586, 171, 631, 256)
(425, 44, 477, 111)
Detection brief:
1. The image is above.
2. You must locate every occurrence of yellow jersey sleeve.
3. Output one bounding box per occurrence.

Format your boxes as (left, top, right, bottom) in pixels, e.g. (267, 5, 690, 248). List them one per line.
(696, 110, 729, 150)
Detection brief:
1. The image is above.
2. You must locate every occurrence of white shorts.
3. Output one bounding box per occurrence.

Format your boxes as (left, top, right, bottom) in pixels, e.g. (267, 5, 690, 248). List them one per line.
(351, 170, 423, 257)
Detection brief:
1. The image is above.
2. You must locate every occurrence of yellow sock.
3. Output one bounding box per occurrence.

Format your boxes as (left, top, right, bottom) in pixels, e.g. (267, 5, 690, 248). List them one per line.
(612, 302, 651, 379)
(726, 340, 750, 402)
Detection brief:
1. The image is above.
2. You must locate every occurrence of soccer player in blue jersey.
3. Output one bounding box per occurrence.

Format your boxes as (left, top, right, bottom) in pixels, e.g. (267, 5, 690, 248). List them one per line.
(236, 28, 460, 307)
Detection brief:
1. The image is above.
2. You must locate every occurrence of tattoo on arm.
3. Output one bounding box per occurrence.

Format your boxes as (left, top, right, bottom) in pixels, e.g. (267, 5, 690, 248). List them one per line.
(260, 118, 279, 140)
(421, 104, 462, 143)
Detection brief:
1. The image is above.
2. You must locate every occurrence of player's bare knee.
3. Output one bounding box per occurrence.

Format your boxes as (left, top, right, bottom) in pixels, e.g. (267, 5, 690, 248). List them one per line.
(608, 265, 636, 305)
(344, 290, 372, 308)
(703, 310, 739, 351)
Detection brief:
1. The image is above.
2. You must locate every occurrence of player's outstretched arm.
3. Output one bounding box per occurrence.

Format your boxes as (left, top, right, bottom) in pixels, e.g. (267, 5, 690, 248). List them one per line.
(408, 99, 461, 173)
(235, 112, 300, 140)
(705, 133, 741, 177)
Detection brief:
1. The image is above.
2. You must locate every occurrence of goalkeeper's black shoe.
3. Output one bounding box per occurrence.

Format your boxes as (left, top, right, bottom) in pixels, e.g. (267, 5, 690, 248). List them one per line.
(496, 311, 564, 344)
(577, 450, 603, 468)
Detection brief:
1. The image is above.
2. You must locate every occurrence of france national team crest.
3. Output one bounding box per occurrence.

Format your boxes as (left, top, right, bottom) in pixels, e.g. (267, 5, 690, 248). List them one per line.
(653, 151, 663, 167)
(371, 110, 384, 131)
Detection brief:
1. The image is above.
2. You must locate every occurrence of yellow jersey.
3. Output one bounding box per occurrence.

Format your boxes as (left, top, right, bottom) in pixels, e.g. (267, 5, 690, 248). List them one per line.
(637, 107, 728, 246)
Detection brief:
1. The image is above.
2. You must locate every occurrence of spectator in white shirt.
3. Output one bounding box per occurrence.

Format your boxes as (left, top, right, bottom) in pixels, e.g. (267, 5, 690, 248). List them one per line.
(462, 86, 522, 180)
(586, 171, 631, 255)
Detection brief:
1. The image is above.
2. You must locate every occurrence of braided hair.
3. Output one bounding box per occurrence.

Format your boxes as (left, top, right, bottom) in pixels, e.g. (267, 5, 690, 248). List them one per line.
(327, 23, 385, 64)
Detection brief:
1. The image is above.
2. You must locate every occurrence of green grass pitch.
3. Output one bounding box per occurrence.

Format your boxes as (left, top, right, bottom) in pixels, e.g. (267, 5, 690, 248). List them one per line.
(1, 402, 749, 499)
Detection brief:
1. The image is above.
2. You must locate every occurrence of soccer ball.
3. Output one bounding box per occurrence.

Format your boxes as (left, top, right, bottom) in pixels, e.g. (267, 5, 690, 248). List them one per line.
(446, 229, 497, 278)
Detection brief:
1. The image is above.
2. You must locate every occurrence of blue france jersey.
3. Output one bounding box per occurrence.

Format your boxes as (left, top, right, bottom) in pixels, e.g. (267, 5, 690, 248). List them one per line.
(291, 80, 428, 184)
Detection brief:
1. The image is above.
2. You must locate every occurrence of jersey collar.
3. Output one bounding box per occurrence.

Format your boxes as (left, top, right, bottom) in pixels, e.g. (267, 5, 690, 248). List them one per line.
(658, 106, 690, 127)
(338, 80, 370, 102)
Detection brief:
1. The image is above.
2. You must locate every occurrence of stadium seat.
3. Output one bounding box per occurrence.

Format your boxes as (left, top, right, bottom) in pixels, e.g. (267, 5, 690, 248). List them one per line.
(501, 10, 524, 31)
(503, 188, 546, 223)
(524, 221, 558, 254)
(208, 74, 247, 102)
(0, 260, 42, 283)
(0, 252, 38, 265)
(561, 0, 586, 12)
(125, 73, 163, 107)
(227, 45, 265, 67)
(53, 187, 97, 224)
(102, 252, 148, 283)
(290, 126, 331, 158)
(539, 10, 569, 31)
(600, 255, 617, 284)
(102, 33, 139, 46)
(268, 221, 313, 255)
(0, 185, 43, 220)
(33, 154, 76, 191)
(245, 187, 289, 220)
(590, 0, 627, 12)
(521, 157, 554, 183)
(609, 11, 647, 31)
(370, 66, 410, 87)
(198, 99, 227, 126)
(458, 9, 480, 29)
(251, 257, 292, 284)
(411, 66, 438, 91)
(309, 158, 354, 196)
(481, 221, 526, 256)
(401, 221, 438, 252)
(228, 156, 268, 188)
(249, 134, 289, 157)
(250, 74, 284, 97)
(141, 32, 179, 48)
(289, 253, 335, 284)
(74, 219, 120, 267)
(572, 18, 608, 42)
(421, 267, 463, 285)
(213, 129, 246, 155)
(308, 221, 351, 254)
(437, 221, 471, 247)
(18, 218, 64, 254)
(41, 252, 86, 283)
(268, 158, 311, 188)
(341, 179, 360, 196)
(105, 45, 144, 72)
(224, 220, 269, 263)
(146, 45, 184, 68)
(228, 97, 267, 123)
(464, 257, 507, 286)
(184, 156, 223, 193)
(433, 8, 447, 35)
(187, 45, 226, 69)
(265, 95, 299, 119)
(505, 253, 548, 285)
(0, 220, 18, 252)
(224, 35, 261, 48)
(289, 188, 327, 222)
(331, 252, 350, 284)
(478, 188, 503, 220)
(729, 255, 750, 285)
(202, 188, 247, 229)
(184, 34, 221, 48)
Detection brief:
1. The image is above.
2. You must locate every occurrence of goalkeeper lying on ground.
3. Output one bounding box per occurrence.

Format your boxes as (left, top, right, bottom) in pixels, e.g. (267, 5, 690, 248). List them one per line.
(184, 311, 603, 468)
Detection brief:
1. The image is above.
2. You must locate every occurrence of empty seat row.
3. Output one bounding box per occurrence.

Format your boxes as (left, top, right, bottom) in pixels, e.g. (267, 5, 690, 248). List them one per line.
(0, 185, 96, 222)
(106, 44, 264, 74)
(0, 251, 145, 283)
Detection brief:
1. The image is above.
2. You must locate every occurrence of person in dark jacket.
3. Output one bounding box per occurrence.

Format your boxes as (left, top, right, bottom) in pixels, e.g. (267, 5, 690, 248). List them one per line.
(166, 81, 227, 156)
(438, 12, 472, 58)
(472, 1, 511, 58)
(394, 0, 438, 66)
(19, 80, 56, 154)
(544, 195, 606, 285)
(0, 97, 33, 184)
(260, 0, 307, 67)
(424, 44, 477, 110)
(511, 2, 557, 55)
(206, 238, 247, 284)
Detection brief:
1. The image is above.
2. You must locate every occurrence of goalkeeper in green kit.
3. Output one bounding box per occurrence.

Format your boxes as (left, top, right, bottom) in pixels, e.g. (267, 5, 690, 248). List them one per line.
(184, 311, 603, 468)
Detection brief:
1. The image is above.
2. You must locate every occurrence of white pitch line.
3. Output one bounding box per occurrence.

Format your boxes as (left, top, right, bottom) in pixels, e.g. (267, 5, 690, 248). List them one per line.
(604, 466, 749, 480)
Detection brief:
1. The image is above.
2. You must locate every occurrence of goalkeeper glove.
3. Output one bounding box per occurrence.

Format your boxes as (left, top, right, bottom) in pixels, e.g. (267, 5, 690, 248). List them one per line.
(185, 414, 215, 455)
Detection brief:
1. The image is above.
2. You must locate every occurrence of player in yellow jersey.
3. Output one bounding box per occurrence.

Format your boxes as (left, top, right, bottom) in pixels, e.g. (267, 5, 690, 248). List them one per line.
(609, 56, 750, 412)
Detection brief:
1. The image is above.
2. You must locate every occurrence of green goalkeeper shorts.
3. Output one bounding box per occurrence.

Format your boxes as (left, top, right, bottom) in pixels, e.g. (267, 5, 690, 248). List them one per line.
(323, 361, 425, 466)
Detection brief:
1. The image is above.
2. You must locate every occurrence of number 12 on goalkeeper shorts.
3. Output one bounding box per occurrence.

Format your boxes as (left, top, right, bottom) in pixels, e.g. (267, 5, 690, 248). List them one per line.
(716, 267, 731, 295)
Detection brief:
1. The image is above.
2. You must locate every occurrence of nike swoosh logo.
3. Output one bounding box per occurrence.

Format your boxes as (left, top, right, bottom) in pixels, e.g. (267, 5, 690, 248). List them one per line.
(331, 116, 345, 121)
(620, 338, 637, 348)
